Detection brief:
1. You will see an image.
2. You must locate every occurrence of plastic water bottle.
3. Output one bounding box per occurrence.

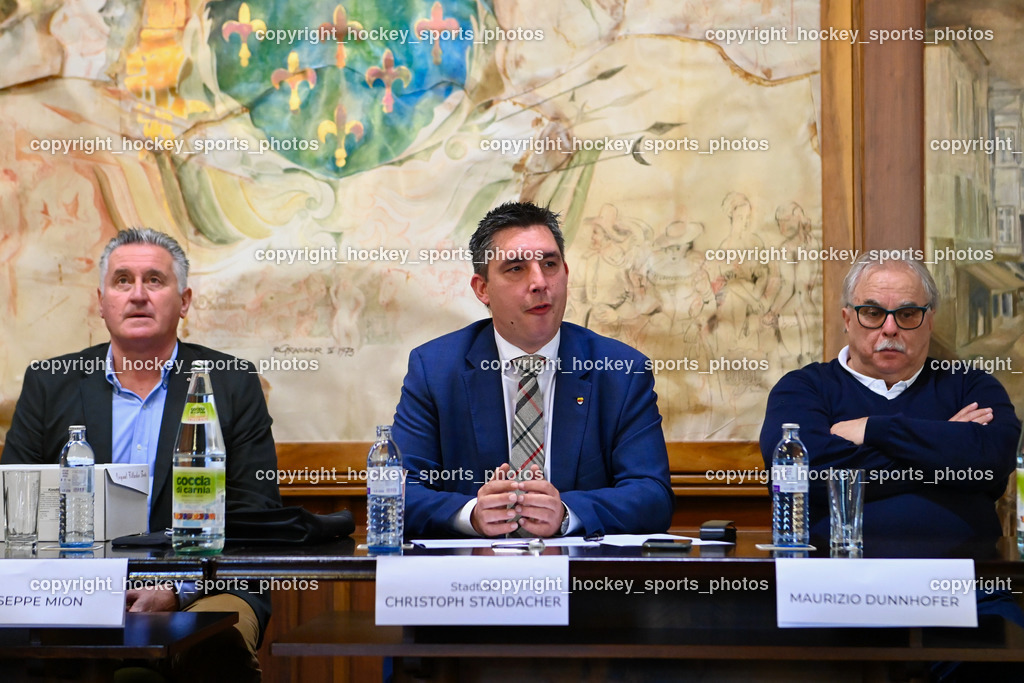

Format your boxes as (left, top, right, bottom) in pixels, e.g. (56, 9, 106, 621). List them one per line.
(59, 425, 95, 548)
(771, 423, 809, 547)
(1016, 426, 1024, 556)
(172, 360, 226, 554)
(366, 425, 404, 554)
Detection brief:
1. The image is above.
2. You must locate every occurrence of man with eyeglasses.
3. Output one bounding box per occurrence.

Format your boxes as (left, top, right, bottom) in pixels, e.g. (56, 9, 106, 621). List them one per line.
(760, 253, 1020, 540)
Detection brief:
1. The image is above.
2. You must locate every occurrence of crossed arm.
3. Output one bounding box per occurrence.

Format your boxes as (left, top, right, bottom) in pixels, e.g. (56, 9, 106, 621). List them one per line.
(829, 402, 994, 445)
(761, 369, 1018, 498)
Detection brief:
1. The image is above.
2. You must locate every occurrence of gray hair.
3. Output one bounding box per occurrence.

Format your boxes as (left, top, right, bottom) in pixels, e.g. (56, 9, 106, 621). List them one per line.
(99, 228, 189, 294)
(842, 252, 939, 311)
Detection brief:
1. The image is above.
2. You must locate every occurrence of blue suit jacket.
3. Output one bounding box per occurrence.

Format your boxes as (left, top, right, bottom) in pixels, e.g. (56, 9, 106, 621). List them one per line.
(393, 320, 674, 537)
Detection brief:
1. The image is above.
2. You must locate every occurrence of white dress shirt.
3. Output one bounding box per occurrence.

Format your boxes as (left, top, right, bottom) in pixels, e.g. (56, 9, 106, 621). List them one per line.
(837, 345, 924, 399)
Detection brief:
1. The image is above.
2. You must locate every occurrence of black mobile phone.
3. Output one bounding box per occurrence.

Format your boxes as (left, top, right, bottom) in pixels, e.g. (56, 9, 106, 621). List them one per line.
(641, 538, 692, 551)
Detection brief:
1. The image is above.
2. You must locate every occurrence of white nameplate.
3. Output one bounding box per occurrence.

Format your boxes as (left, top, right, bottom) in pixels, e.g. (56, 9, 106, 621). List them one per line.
(0, 559, 128, 628)
(376, 555, 569, 625)
(776, 558, 977, 628)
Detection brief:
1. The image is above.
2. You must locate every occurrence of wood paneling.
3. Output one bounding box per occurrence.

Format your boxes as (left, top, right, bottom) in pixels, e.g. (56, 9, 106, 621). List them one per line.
(860, 0, 925, 254)
(822, 0, 861, 359)
(820, 0, 926, 357)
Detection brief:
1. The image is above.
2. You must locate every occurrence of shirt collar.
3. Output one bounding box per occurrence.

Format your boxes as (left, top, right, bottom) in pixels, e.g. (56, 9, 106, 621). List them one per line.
(837, 345, 924, 399)
(104, 343, 179, 394)
(493, 328, 560, 375)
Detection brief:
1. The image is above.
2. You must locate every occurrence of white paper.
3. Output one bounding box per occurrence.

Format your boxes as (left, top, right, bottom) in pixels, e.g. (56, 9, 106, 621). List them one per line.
(411, 536, 599, 549)
(410, 533, 731, 549)
(776, 558, 978, 628)
(598, 533, 732, 547)
(0, 559, 128, 628)
(376, 555, 569, 625)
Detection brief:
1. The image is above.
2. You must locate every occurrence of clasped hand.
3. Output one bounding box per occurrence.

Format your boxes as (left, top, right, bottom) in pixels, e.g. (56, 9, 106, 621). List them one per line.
(470, 464, 564, 538)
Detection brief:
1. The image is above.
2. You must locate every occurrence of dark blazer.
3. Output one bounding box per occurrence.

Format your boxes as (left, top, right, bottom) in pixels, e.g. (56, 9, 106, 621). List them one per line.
(393, 320, 674, 537)
(1, 341, 281, 639)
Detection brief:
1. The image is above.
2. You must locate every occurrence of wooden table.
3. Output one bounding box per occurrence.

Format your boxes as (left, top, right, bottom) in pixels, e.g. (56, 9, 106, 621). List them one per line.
(31, 532, 1024, 681)
(246, 531, 1024, 682)
(0, 612, 237, 681)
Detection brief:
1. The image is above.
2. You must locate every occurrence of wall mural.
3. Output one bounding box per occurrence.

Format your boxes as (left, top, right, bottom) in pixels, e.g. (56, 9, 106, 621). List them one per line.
(925, 0, 1024, 413)
(0, 0, 822, 443)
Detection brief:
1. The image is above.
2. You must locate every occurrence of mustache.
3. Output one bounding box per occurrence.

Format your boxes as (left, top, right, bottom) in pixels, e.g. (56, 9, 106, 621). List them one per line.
(874, 339, 906, 353)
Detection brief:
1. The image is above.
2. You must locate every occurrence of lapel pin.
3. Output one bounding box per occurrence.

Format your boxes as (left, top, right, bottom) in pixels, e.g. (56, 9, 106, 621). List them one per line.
(577, 397, 584, 405)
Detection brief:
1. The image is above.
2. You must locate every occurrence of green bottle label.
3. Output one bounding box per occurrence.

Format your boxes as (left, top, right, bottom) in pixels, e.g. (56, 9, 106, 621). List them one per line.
(1017, 469, 1024, 530)
(181, 402, 217, 424)
(172, 467, 226, 529)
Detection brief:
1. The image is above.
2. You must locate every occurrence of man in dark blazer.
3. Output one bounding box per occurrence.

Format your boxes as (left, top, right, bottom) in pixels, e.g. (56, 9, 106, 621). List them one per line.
(394, 202, 673, 538)
(2, 228, 279, 681)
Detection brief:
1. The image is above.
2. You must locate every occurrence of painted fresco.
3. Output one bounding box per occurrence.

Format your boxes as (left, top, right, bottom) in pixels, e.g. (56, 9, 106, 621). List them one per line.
(925, 0, 1024, 412)
(0, 0, 822, 442)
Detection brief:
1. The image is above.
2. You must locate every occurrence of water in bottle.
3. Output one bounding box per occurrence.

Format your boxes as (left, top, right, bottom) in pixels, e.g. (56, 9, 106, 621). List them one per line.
(172, 360, 226, 554)
(771, 423, 809, 547)
(59, 425, 95, 548)
(366, 425, 404, 554)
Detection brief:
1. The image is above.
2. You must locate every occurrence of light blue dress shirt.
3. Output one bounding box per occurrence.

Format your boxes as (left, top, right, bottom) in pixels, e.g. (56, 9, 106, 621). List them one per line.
(104, 343, 179, 524)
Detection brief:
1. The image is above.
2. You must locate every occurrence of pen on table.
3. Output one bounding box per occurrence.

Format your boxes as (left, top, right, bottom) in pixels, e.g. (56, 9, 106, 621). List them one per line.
(491, 538, 545, 551)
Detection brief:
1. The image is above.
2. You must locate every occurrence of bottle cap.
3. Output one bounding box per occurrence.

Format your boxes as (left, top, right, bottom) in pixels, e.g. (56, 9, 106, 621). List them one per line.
(782, 423, 800, 429)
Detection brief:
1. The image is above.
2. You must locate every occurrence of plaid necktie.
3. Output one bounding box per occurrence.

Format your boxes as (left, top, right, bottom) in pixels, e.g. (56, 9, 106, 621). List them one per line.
(510, 354, 546, 479)
(508, 354, 546, 536)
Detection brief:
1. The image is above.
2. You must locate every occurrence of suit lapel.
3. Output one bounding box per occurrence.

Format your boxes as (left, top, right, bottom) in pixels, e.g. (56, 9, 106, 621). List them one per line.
(463, 324, 510, 474)
(80, 346, 113, 465)
(550, 326, 591, 491)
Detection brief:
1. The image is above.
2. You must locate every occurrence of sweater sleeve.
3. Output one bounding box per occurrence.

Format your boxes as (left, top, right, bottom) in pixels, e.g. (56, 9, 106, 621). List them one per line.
(761, 367, 898, 476)
(762, 366, 1019, 500)
(862, 369, 1018, 497)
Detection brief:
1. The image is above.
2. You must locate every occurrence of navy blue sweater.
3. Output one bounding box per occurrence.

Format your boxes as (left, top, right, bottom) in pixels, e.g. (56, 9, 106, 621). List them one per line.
(760, 359, 1020, 540)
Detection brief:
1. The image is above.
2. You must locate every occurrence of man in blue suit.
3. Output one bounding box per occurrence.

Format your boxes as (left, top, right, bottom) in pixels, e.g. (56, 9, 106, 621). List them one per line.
(393, 202, 673, 538)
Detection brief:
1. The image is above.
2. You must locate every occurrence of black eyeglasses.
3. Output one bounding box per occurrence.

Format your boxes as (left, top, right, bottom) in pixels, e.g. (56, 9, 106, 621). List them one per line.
(851, 305, 931, 330)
